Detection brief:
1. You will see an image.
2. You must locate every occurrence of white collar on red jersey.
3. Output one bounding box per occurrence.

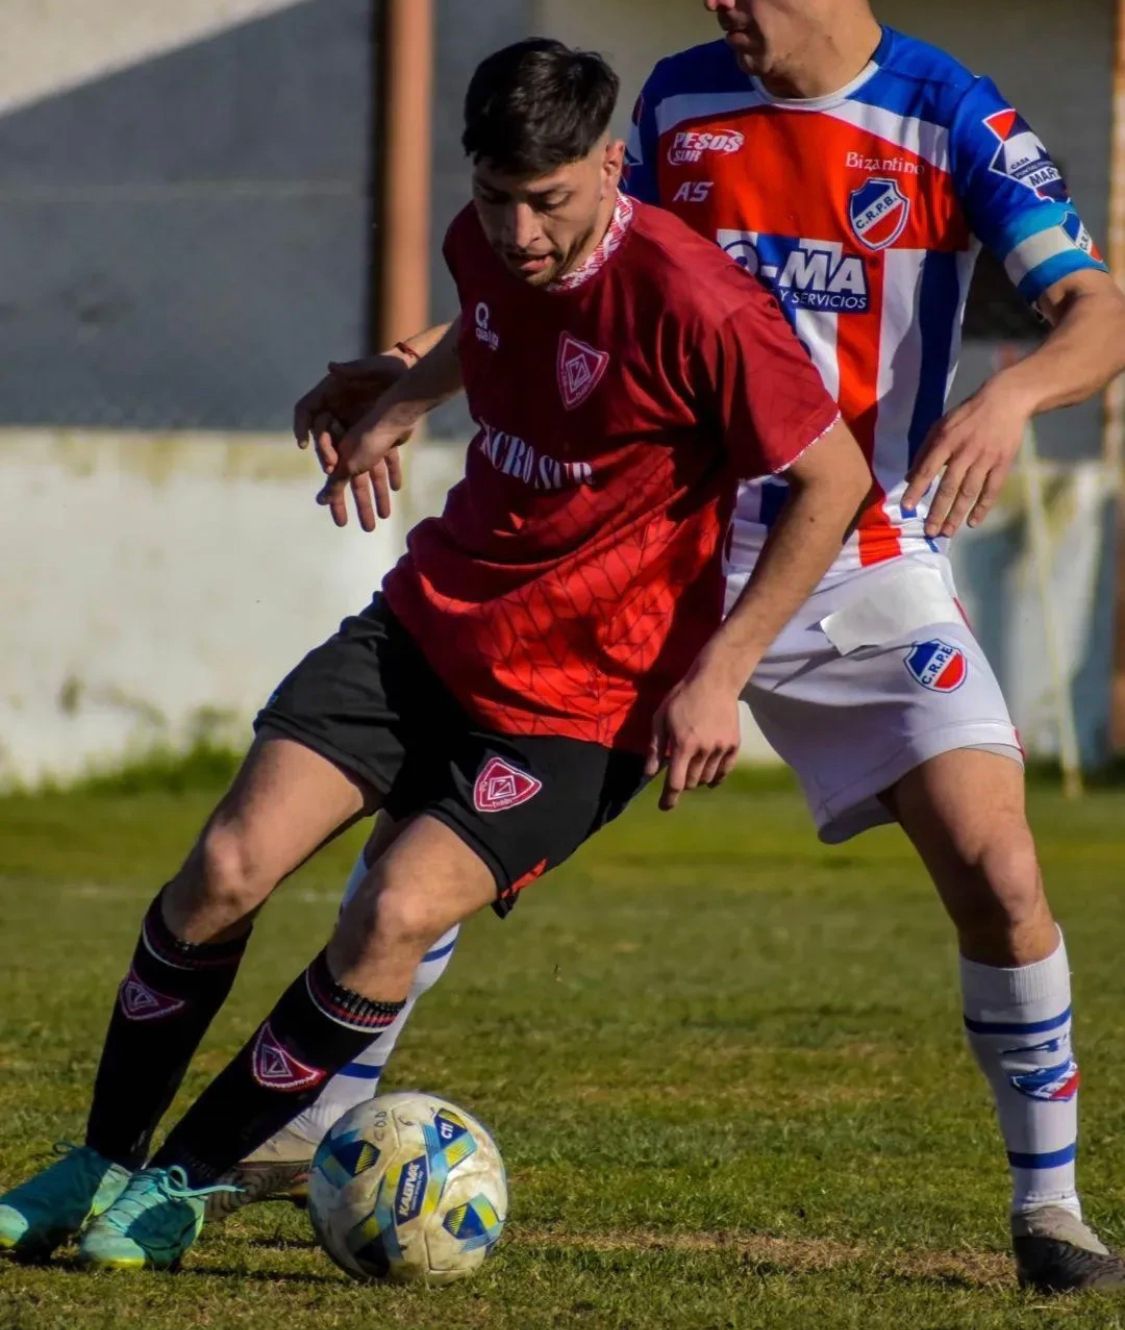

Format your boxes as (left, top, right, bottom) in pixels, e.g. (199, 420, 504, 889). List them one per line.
(549, 191, 635, 292)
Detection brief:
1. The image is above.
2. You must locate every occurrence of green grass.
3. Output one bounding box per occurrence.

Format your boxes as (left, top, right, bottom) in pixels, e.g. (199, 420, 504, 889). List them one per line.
(1, 767, 1124, 1329)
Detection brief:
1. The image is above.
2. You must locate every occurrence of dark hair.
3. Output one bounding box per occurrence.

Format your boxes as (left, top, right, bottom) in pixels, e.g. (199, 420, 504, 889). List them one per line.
(462, 38, 620, 176)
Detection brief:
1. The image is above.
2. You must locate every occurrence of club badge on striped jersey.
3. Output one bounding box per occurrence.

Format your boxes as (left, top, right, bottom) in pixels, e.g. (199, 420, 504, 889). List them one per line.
(904, 639, 967, 693)
(848, 177, 911, 251)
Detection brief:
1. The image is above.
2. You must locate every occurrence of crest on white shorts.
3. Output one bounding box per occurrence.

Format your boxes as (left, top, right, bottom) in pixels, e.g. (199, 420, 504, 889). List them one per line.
(904, 639, 967, 693)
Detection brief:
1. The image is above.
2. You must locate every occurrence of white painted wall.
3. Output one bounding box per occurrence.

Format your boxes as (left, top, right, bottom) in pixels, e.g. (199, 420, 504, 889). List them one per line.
(0, 431, 463, 788)
(1, 430, 1111, 785)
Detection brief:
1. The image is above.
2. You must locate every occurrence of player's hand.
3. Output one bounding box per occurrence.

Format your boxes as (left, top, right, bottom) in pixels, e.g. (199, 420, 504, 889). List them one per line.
(317, 401, 417, 531)
(295, 356, 411, 531)
(902, 379, 1032, 538)
(645, 659, 743, 812)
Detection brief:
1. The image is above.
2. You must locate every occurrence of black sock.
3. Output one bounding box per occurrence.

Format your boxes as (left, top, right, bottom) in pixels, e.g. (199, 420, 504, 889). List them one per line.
(151, 951, 405, 1185)
(85, 891, 251, 1169)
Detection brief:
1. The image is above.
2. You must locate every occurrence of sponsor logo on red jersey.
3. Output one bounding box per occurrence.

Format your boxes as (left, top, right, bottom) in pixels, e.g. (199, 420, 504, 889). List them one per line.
(845, 150, 923, 177)
(473, 757, 543, 813)
(475, 301, 500, 350)
(667, 128, 744, 165)
(718, 231, 871, 314)
(477, 417, 594, 490)
(557, 333, 610, 410)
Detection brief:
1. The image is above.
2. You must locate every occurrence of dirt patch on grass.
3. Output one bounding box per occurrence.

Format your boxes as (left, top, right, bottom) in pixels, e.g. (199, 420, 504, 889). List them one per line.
(519, 1226, 1011, 1288)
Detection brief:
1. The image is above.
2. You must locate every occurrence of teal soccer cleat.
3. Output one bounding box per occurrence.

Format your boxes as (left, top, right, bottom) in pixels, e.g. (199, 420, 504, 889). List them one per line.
(0, 1144, 131, 1259)
(77, 1165, 236, 1271)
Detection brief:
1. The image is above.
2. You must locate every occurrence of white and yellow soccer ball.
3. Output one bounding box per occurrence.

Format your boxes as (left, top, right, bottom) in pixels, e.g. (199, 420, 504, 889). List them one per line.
(308, 1091, 508, 1285)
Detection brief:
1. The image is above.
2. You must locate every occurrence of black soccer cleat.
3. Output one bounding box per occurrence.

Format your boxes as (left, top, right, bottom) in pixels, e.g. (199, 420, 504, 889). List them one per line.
(1013, 1206, 1125, 1292)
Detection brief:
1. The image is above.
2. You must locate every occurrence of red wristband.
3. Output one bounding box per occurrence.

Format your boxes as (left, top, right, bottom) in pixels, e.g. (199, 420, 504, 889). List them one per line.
(394, 340, 421, 364)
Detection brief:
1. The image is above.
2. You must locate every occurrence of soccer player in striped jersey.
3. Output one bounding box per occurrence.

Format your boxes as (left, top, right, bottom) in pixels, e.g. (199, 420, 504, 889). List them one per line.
(239, 1, 1125, 1292)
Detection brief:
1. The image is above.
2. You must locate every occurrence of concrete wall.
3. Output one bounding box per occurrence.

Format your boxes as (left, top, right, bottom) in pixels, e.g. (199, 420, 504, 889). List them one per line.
(1, 429, 1112, 784)
(0, 430, 464, 788)
(0, 0, 374, 431)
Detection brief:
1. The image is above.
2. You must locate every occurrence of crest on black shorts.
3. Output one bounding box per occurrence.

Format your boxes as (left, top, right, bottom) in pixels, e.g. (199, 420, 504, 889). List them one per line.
(473, 756, 543, 813)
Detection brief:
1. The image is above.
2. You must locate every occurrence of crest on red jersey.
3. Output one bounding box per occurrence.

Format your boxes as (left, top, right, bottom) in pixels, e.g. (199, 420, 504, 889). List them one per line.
(557, 333, 610, 410)
(473, 756, 543, 813)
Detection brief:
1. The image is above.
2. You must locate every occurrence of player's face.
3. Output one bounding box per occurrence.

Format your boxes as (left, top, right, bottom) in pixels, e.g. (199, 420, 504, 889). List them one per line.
(472, 138, 625, 287)
(704, 0, 813, 81)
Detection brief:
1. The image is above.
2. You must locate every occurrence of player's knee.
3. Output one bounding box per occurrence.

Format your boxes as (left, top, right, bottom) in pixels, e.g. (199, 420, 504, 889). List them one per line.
(188, 821, 273, 919)
(368, 883, 443, 956)
(954, 818, 1046, 937)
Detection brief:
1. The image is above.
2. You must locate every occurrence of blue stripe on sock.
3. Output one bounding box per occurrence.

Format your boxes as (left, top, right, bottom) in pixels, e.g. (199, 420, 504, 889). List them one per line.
(963, 1006, 1071, 1036)
(422, 938, 457, 964)
(1007, 1143, 1077, 1170)
(338, 1062, 384, 1081)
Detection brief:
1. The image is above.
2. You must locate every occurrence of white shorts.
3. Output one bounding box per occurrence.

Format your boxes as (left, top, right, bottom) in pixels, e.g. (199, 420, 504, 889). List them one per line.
(735, 554, 1022, 844)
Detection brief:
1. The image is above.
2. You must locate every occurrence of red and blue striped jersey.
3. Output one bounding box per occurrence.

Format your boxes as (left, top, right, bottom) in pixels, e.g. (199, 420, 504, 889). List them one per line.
(626, 26, 1106, 579)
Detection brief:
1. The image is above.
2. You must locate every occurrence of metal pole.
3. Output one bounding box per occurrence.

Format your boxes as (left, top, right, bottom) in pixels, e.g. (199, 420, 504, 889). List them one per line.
(377, 0, 434, 349)
(1107, 0, 1125, 748)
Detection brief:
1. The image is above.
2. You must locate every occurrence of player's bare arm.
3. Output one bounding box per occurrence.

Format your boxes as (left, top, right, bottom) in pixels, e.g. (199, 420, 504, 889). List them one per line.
(904, 265, 1125, 540)
(292, 321, 456, 526)
(316, 317, 464, 529)
(647, 417, 871, 810)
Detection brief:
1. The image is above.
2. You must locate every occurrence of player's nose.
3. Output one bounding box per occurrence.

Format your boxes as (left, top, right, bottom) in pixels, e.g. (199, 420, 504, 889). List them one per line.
(505, 202, 540, 252)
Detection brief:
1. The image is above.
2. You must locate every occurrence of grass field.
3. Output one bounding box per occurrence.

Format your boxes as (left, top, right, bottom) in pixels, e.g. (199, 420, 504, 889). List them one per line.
(1, 759, 1124, 1329)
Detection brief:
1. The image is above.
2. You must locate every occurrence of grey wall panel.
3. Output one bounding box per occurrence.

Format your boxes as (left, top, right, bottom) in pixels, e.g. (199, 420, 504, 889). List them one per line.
(0, 0, 374, 430)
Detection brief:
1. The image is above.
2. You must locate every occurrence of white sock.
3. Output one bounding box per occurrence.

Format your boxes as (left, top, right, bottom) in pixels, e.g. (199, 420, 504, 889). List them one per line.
(960, 930, 1081, 1218)
(284, 849, 460, 1146)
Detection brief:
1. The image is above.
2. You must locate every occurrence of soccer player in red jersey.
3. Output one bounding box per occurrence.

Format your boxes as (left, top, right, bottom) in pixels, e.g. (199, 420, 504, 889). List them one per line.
(0, 40, 869, 1270)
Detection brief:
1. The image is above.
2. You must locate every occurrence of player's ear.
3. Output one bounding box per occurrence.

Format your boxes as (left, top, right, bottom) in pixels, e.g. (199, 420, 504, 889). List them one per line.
(603, 138, 626, 193)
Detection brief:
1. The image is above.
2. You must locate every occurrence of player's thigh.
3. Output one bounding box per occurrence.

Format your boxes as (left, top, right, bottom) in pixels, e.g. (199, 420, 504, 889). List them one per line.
(168, 732, 373, 938)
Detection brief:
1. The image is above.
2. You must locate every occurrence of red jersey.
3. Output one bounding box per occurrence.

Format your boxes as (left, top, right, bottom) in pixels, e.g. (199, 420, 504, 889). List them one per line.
(383, 195, 838, 750)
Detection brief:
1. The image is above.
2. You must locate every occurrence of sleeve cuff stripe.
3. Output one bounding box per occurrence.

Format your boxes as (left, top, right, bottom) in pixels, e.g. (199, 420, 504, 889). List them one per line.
(1003, 226, 1077, 287)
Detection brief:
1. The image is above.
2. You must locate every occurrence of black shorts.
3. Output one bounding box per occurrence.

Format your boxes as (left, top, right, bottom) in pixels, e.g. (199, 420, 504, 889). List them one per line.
(255, 596, 649, 912)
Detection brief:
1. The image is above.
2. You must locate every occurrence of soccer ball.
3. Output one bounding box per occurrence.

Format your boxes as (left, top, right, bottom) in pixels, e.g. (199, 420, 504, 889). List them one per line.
(308, 1091, 508, 1285)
